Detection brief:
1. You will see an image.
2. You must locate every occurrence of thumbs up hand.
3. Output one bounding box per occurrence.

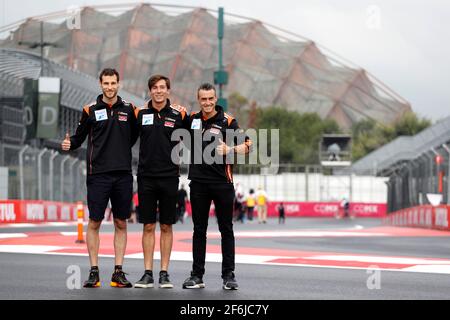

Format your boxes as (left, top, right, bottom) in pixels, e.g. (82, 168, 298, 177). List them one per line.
(61, 133, 71, 151)
(216, 138, 231, 155)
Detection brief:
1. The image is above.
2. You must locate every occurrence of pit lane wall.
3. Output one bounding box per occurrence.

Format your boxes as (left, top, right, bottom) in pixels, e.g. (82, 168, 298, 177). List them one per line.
(0, 200, 86, 223)
(383, 205, 450, 231)
(266, 202, 386, 217)
(207, 202, 386, 218)
(0, 200, 386, 223)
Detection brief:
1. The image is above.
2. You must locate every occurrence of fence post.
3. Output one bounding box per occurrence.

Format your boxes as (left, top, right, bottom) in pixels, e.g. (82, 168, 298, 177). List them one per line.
(69, 158, 78, 202)
(18, 145, 29, 200)
(49, 150, 58, 201)
(60, 155, 70, 201)
(37, 148, 48, 200)
(442, 144, 450, 204)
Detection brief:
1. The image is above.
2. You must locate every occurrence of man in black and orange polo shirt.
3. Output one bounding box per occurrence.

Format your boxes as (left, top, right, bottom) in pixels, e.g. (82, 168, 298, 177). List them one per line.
(182, 83, 252, 290)
(133, 75, 189, 289)
(61, 68, 138, 288)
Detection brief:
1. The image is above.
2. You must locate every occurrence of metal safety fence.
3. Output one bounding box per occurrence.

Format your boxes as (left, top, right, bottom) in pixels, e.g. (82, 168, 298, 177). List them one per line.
(386, 144, 450, 213)
(0, 141, 86, 202)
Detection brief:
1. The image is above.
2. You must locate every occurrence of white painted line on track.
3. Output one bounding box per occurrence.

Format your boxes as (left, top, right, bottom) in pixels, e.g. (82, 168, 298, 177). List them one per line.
(304, 255, 450, 265)
(227, 231, 387, 238)
(0, 224, 37, 228)
(0, 245, 63, 253)
(2, 247, 450, 275)
(0, 233, 28, 239)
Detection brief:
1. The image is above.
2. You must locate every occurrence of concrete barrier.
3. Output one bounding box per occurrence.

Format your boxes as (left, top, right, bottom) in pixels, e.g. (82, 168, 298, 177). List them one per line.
(383, 205, 450, 231)
(0, 200, 87, 223)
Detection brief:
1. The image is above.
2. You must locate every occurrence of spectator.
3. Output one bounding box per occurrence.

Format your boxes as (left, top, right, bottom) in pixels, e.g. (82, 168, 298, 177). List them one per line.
(234, 182, 245, 223)
(339, 197, 350, 219)
(256, 186, 268, 224)
(246, 189, 256, 222)
(278, 202, 285, 224)
(129, 191, 139, 223)
(176, 184, 188, 224)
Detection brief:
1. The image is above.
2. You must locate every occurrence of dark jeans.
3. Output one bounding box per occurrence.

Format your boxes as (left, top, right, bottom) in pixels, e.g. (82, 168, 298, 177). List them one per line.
(190, 181, 235, 278)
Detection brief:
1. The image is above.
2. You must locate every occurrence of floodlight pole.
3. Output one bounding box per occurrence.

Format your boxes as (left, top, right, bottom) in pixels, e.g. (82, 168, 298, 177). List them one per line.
(214, 7, 228, 110)
(40, 21, 44, 76)
(19, 145, 29, 200)
(421, 152, 433, 194)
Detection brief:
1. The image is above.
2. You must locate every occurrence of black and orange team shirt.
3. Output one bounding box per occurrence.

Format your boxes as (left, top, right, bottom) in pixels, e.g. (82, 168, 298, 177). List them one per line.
(69, 95, 139, 175)
(188, 105, 251, 184)
(135, 99, 189, 178)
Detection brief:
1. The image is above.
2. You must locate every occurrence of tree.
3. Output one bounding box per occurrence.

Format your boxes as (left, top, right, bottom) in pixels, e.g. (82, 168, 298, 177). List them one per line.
(227, 92, 249, 127)
(351, 111, 431, 161)
(393, 111, 431, 136)
(255, 107, 340, 164)
(228, 92, 248, 114)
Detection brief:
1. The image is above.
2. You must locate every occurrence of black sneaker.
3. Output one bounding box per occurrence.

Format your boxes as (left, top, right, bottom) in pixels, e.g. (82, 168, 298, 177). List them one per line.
(83, 269, 100, 288)
(222, 272, 239, 290)
(134, 271, 154, 288)
(182, 272, 205, 289)
(110, 269, 132, 288)
(159, 271, 173, 289)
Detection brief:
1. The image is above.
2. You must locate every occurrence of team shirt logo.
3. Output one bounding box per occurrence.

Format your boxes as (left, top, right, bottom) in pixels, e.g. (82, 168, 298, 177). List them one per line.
(191, 119, 201, 129)
(118, 112, 128, 122)
(142, 114, 154, 125)
(95, 109, 108, 121)
(164, 117, 176, 128)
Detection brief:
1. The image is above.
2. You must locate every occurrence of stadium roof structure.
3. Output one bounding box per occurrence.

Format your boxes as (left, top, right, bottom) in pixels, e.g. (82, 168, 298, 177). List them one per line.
(0, 48, 145, 109)
(0, 3, 411, 129)
(350, 116, 450, 176)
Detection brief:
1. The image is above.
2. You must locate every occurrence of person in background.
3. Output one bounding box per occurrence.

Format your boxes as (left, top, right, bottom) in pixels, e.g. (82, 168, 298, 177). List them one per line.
(246, 189, 255, 222)
(256, 186, 269, 224)
(176, 184, 188, 224)
(278, 202, 286, 224)
(339, 197, 350, 219)
(234, 182, 245, 223)
(129, 191, 139, 223)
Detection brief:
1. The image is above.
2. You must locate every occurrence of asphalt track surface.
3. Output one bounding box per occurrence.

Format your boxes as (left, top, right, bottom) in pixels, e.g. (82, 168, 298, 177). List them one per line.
(1, 217, 450, 300)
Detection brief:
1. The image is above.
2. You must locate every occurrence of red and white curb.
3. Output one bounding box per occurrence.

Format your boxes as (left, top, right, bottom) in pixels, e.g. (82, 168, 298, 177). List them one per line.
(1, 227, 450, 275)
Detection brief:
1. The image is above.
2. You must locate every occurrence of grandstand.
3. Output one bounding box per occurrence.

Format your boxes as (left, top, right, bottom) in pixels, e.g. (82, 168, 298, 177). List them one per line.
(0, 3, 411, 129)
(350, 117, 450, 211)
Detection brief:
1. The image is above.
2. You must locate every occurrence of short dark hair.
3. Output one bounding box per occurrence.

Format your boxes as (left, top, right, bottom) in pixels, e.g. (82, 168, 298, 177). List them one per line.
(197, 83, 216, 97)
(148, 75, 170, 90)
(99, 68, 120, 82)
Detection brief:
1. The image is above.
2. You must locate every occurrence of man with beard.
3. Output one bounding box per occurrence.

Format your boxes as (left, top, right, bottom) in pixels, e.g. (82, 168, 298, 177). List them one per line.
(61, 68, 138, 288)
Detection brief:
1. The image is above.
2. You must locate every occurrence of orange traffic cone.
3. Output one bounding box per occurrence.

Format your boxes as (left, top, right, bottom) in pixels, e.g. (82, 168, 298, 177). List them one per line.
(75, 201, 85, 244)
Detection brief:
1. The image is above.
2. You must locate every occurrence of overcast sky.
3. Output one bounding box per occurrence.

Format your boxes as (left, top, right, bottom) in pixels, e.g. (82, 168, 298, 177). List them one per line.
(1, 0, 449, 122)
